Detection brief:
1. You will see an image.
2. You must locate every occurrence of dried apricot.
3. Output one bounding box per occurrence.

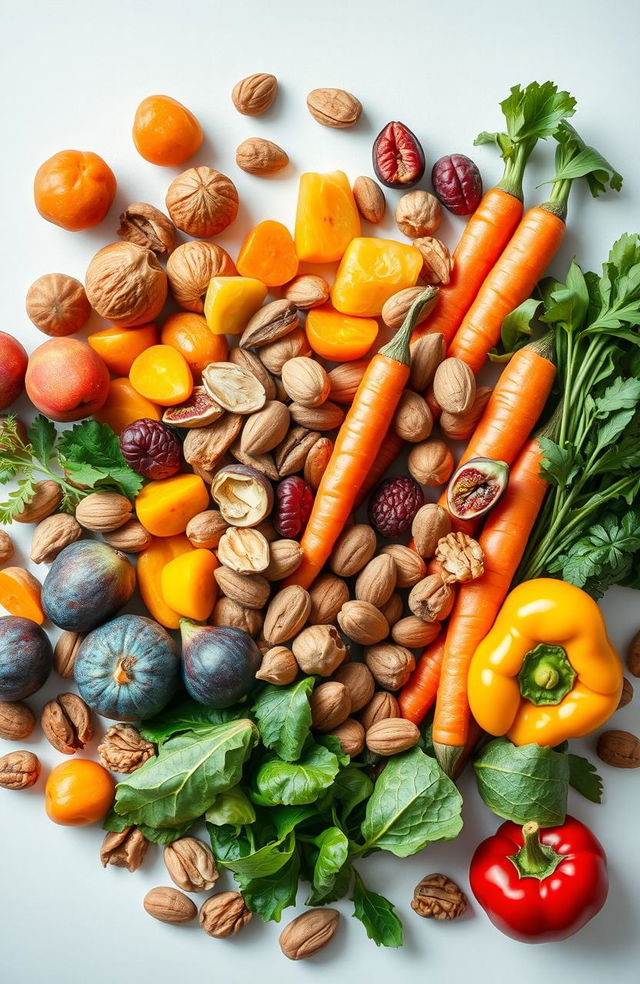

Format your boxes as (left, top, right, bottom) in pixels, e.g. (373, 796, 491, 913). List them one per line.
(129, 345, 193, 406)
(305, 305, 378, 362)
(237, 220, 299, 286)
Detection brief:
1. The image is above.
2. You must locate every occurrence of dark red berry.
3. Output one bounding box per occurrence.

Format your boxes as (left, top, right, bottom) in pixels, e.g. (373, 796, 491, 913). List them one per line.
(373, 122, 425, 189)
(119, 418, 182, 480)
(431, 154, 483, 215)
(369, 476, 424, 538)
(275, 476, 313, 539)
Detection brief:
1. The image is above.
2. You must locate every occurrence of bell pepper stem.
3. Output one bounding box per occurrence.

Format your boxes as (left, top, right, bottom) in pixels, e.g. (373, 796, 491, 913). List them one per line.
(518, 643, 576, 706)
(509, 821, 564, 880)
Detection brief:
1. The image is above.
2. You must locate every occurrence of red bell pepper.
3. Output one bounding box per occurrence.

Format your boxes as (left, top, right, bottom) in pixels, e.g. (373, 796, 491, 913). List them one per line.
(469, 815, 608, 943)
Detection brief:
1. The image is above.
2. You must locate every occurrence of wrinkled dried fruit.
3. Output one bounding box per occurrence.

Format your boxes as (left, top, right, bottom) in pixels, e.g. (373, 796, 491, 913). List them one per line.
(431, 154, 483, 216)
(373, 121, 425, 189)
(211, 464, 274, 528)
(447, 457, 509, 520)
(369, 476, 424, 537)
(275, 477, 313, 538)
(98, 723, 155, 773)
(162, 386, 223, 428)
(120, 418, 182, 479)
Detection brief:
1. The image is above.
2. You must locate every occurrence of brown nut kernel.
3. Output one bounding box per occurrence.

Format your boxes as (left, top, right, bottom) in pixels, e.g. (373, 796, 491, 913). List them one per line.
(329, 718, 365, 757)
(41, 693, 93, 755)
(392, 617, 441, 649)
(412, 873, 468, 920)
(409, 333, 446, 392)
(75, 492, 132, 532)
(0, 530, 13, 563)
(333, 662, 375, 712)
(309, 573, 350, 625)
(98, 723, 156, 773)
(627, 630, 640, 677)
(330, 523, 377, 577)
(164, 837, 218, 892)
(85, 242, 167, 328)
(200, 891, 252, 937)
(284, 274, 330, 310)
(186, 510, 228, 549)
(14, 480, 61, 523)
(365, 643, 415, 691)
(274, 426, 321, 477)
(103, 518, 153, 554)
(409, 575, 454, 622)
(310, 681, 351, 732)
(166, 166, 238, 238)
(144, 887, 197, 924)
(229, 347, 277, 401)
(292, 624, 346, 676)
(26, 273, 91, 337)
(236, 137, 289, 175)
(408, 439, 454, 487)
(101, 826, 149, 872)
(263, 585, 311, 643)
(304, 436, 333, 491)
(327, 359, 370, 404)
(366, 718, 421, 755)
(440, 386, 492, 441)
(380, 544, 427, 588)
(256, 646, 299, 685)
(392, 390, 433, 443)
(289, 400, 344, 432)
(281, 357, 330, 408)
(355, 554, 397, 607)
(307, 88, 362, 128)
(54, 630, 85, 679)
(338, 600, 389, 646)
(279, 908, 340, 961)
(30, 513, 82, 564)
(396, 190, 442, 238)
(353, 175, 385, 224)
(597, 730, 640, 769)
(436, 531, 485, 583)
(117, 202, 176, 256)
(166, 240, 236, 313)
(0, 701, 36, 741)
(217, 527, 270, 574)
(433, 358, 476, 415)
(232, 73, 278, 116)
(413, 237, 453, 285)
(240, 299, 299, 349)
(241, 402, 290, 456)
(214, 568, 270, 610)
(263, 539, 302, 581)
(618, 677, 634, 708)
(359, 691, 400, 731)
(411, 504, 452, 559)
(381, 286, 438, 331)
(212, 598, 263, 637)
(0, 750, 40, 789)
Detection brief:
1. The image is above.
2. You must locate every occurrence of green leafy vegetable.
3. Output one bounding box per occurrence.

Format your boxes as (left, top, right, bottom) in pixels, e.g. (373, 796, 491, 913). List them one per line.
(236, 852, 301, 922)
(139, 699, 244, 744)
(307, 827, 350, 904)
(358, 748, 463, 857)
(568, 753, 604, 803)
(474, 739, 569, 826)
(114, 719, 257, 827)
(254, 742, 340, 806)
(352, 871, 403, 948)
(103, 809, 191, 845)
(489, 297, 539, 362)
(251, 678, 314, 762)
(205, 786, 257, 826)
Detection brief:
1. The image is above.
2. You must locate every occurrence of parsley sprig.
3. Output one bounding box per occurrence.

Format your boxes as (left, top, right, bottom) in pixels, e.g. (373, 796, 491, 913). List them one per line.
(0, 415, 143, 523)
(519, 234, 640, 596)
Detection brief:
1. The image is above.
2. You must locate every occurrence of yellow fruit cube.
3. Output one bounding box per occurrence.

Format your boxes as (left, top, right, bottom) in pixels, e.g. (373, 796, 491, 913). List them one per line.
(204, 276, 267, 336)
(331, 237, 423, 317)
(294, 171, 361, 263)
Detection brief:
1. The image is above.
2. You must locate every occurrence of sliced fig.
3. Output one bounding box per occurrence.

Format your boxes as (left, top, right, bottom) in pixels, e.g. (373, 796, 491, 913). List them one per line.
(447, 457, 509, 520)
(373, 122, 425, 189)
(162, 386, 224, 428)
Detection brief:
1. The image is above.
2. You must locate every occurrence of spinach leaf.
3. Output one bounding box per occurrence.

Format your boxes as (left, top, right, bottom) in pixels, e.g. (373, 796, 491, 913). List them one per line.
(474, 738, 569, 826)
(236, 851, 300, 922)
(251, 678, 314, 762)
(352, 871, 403, 948)
(140, 699, 246, 744)
(358, 748, 462, 857)
(568, 753, 604, 803)
(103, 809, 191, 845)
(307, 827, 350, 904)
(316, 733, 350, 765)
(332, 766, 374, 822)
(255, 743, 340, 806)
(114, 719, 257, 827)
(205, 786, 256, 826)
(209, 824, 296, 878)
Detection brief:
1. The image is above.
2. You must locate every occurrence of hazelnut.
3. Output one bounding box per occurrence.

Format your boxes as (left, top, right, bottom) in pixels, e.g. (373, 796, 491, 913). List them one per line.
(380, 592, 404, 627)
(308, 573, 349, 625)
(256, 646, 298, 685)
(408, 440, 454, 487)
(380, 544, 427, 588)
(263, 585, 311, 643)
(166, 166, 239, 238)
(26, 273, 91, 337)
(355, 554, 397, 607)
(359, 691, 400, 731)
(333, 662, 375, 712)
(392, 390, 433, 443)
(85, 242, 167, 327)
(292, 624, 346, 676)
(166, 240, 236, 313)
(310, 681, 352, 732)
(409, 575, 454, 622)
(330, 524, 377, 577)
(337, 600, 389, 646)
(365, 644, 415, 690)
(328, 718, 365, 756)
(411, 503, 452, 558)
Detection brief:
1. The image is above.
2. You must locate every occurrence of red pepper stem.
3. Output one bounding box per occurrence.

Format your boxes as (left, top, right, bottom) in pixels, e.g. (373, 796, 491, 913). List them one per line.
(520, 822, 548, 874)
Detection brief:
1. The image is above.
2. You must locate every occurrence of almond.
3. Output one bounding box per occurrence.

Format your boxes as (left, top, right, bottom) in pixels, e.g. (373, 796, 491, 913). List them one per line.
(239, 299, 299, 349)
(236, 137, 288, 175)
(292, 624, 346, 676)
(330, 524, 377, 577)
(232, 73, 277, 116)
(281, 358, 330, 408)
(279, 908, 340, 961)
(355, 554, 397, 607)
(409, 333, 446, 392)
(411, 504, 452, 558)
(289, 400, 344, 431)
(327, 360, 370, 404)
(75, 492, 132, 532)
(14, 480, 61, 523)
(240, 401, 290, 455)
(365, 718, 421, 756)
(256, 646, 298, 685)
(310, 681, 351, 732)
(337, 600, 389, 646)
(392, 390, 433, 443)
(143, 887, 197, 924)
(359, 691, 400, 731)
(352, 176, 385, 224)
(365, 643, 415, 690)
(263, 585, 311, 644)
(332, 662, 375, 712)
(381, 286, 438, 331)
(328, 718, 365, 757)
(54, 631, 85, 679)
(304, 436, 333, 490)
(284, 275, 330, 310)
(440, 386, 492, 441)
(306, 88, 362, 128)
(308, 574, 349, 625)
(263, 539, 302, 581)
(229, 347, 277, 400)
(103, 518, 152, 554)
(392, 616, 441, 649)
(186, 510, 228, 549)
(30, 513, 82, 564)
(432, 358, 476, 414)
(214, 567, 270, 610)
(380, 544, 427, 587)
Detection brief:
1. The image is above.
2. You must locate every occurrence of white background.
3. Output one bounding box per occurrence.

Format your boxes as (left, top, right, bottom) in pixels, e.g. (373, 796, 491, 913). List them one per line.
(1, 1, 639, 982)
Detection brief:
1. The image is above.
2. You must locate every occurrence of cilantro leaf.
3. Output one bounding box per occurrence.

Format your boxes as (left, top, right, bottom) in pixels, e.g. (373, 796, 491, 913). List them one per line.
(27, 415, 57, 465)
(568, 754, 603, 804)
(538, 438, 581, 487)
(352, 871, 403, 948)
(0, 478, 37, 524)
(58, 420, 143, 499)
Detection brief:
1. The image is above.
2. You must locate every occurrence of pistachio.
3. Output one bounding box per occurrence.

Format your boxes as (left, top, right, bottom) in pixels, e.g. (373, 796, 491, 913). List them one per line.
(333, 662, 375, 712)
(337, 600, 389, 645)
(202, 362, 266, 414)
(0, 701, 36, 741)
(217, 527, 270, 574)
(355, 554, 397, 607)
(143, 887, 197, 924)
(40, 693, 93, 755)
(186, 510, 228, 549)
(380, 544, 427, 588)
(306, 88, 362, 128)
(292, 624, 347, 676)
(117, 202, 176, 256)
(75, 492, 132, 532)
(330, 524, 377, 577)
(409, 333, 446, 392)
(279, 908, 340, 960)
(101, 827, 149, 872)
(98, 723, 156, 773)
(263, 585, 311, 644)
(236, 137, 289, 174)
(433, 358, 476, 414)
(164, 837, 218, 892)
(366, 718, 421, 755)
(214, 567, 270, 610)
(310, 681, 352, 732)
(281, 357, 330, 408)
(241, 401, 290, 454)
(240, 299, 299, 349)
(54, 630, 85, 679)
(309, 573, 350, 625)
(30, 512, 82, 564)
(199, 892, 252, 937)
(353, 175, 386, 224)
(232, 73, 278, 116)
(256, 646, 299, 685)
(365, 643, 416, 690)
(284, 275, 330, 310)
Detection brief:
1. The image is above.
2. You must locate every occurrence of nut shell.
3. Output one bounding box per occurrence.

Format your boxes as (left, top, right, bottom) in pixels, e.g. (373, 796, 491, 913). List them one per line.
(236, 137, 288, 174)
(338, 600, 389, 646)
(217, 527, 270, 574)
(382, 286, 438, 331)
(597, 730, 640, 768)
(292, 624, 346, 676)
(166, 166, 239, 238)
(263, 585, 311, 644)
(256, 646, 298, 685)
(380, 544, 427, 588)
(352, 176, 385, 224)
(212, 597, 263, 637)
(186, 510, 228, 549)
(103, 519, 153, 554)
(365, 717, 421, 755)
(359, 691, 400, 731)
(307, 88, 362, 128)
(14, 480, 61, 523)
(241, 401, 290, 455)
(328, 718, 365, 756)
(0, 701, 36, 741)
(0, 530, 13, 563)
(0, 750, 40, 789)
(54, 631, 85, 679)
(330, 524, 377, 577)
(412, 873, 468, 919)
(30, 513, 82, 564)
(333, 662, 375, 712)
(284, 275, 330, 310)
(279, 908, 340, 961)
(164, 837, 218, 892)
(263, 539, 302, 581)
(98, 723, 155, 773)
(144, 887, 197, 924)
(309, 574, 349, 625)
(118, 202, 176, 256)
(355, 554, 397, 607)
(232, 73, 278, 116)
(101, 826, 149, 872)
(310, 681, 351, 732)
(85, 242, 167, 328)
(166, 241, 236, 313)
(392, 616, 441, 649)
(409, 332, 445, 392)
(409, 575, 454, 622)
(433, 358, 476, 415)
(40, 693, 93, 754)
(281, 357, 330, 408)
(214, 567, 270, 610)
(26, 273, 91, 337)
(396, 190, 442, 238)
(365, 643, 415, 690)
(75, 492, 132, 533)
(408, 440, 454, 487)
(199, 892, 252, 937)
(411, 504, 452, 558)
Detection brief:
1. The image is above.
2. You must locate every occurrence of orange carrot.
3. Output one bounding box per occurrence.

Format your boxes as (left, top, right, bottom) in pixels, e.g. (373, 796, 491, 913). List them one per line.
(432, 437, 549, 775)
(285, 289, 437, 590)
(449, 207, 565, 372)
(399, 637, 446, 725)
(354, 430, 404, 509)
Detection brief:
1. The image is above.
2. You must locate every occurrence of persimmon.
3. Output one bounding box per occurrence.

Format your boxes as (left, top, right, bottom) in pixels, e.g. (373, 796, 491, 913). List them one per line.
(93, 377, 161, 435)
(88, 323, 159, 377)
(161, 312, 228, 381)
(236, 220, 299, 287)
(45, 759, 115, 826)
(0, 568, 44, 624)
(305, 304, 378, 361)
(129, 345, 193, 406)
(133, 95, 203, 166)
(138, 534, 193, 628)
(34, 150, 116, 231)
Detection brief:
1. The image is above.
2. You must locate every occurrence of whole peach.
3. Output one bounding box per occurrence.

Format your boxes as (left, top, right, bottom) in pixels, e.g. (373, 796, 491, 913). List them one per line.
(25, 338, 110, 421)
(0, 332, 28, 410)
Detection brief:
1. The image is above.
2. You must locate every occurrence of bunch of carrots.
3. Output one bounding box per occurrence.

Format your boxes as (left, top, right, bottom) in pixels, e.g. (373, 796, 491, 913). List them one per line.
(288, 80, 621, 776)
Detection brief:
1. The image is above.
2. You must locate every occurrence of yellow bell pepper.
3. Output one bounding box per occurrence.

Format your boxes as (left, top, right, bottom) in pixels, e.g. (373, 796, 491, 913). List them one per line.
(204, 277, 267, 336)
(331, 237, 423, 317)
(468, 578, 622, 747)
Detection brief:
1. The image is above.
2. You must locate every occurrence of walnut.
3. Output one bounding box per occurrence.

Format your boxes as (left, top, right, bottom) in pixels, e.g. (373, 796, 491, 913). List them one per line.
(41, 693, 93, 755)
(118, 202, 176, 255)
(232, 73, 278, 116)
(165, 166, 239, 238)
(164, 837, 218, 892)
(98, 723, 156, 773)
(0, 750, 40, 789)
(25, 273, 91, 337)
(166, 240, 236, 313)
(0, 701, 36, 741)
(199, 892, 252, 938)
(436, 532, 485, 583)
(0, 529, 13, 563)
(85, 242, 168, 327)
(396, 190, 442, 238)
(411, 873, 468, 920)
(101, 827, 149, 872)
